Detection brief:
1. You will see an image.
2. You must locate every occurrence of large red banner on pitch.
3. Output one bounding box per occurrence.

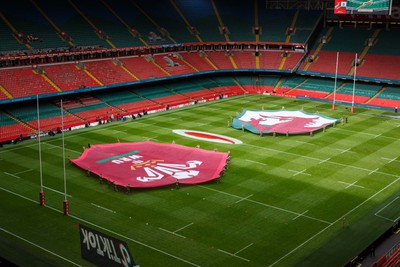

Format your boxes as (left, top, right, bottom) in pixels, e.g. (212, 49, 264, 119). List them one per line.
(71, 141, 229, 188)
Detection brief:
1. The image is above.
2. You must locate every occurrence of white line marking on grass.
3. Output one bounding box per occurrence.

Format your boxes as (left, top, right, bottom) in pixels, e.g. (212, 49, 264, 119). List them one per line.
(288, 169, 311, 177)
(374, 196, 399, 223)
(292, 210, 309, 221)
(245, 159, 267, 166)
(159, 222, 193, 239)
(338, 181, 364, 189)
(43, 185, 72, 198)
(14, 169, 33, 175)
(235, 194, 254, 204)
(43, 142, 81, 154)
(0, 227, 82, 267)
(68, 217, 200, 266)
(318, 158, 331, 164)
(269, 176, 400, 267)
(175, 222, 194, 233)
(335, 148, 354, 154)
(4, 172, 20, 179)
(382, 157, 399, 164)
(159, 228, 187, 239)
(368, 168, 379, 176)
(0, 186, 201, 266)
(295, 141, 315, 146)
(374, 133, 382, 138)
(246, 143, 398, 179)
(198, 186, 331, 225)
(236, 243, 254, 255)
(0, 186, 38, 204)
(218, 249, 250, 262)
(375, 214, 396, 222)
(90, 203, 115, 213)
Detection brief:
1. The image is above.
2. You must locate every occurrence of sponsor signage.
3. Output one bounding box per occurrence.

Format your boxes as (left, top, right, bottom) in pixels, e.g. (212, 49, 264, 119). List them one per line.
(79, 224, 137, 267)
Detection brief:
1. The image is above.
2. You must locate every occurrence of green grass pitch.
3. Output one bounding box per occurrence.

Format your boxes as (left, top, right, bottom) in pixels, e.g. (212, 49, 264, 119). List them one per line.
(1, 94, 400, 267)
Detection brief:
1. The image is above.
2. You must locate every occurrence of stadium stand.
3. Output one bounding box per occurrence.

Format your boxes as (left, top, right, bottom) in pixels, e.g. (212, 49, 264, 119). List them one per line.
(83, 59, 136, 85)
(42, 63, 101, 91)
(174, 0, 225, 42)
(180, 52, 215, 72)
(0, 67, 59, 98)
(120, 56, 169, 79)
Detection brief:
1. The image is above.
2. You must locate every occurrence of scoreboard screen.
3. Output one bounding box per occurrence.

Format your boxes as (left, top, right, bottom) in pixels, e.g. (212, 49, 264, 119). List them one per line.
(334, 0, 392, 14)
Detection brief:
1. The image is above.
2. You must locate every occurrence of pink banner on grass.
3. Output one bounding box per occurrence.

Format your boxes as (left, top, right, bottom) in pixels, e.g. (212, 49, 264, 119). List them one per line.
(71, 141, 229, 188)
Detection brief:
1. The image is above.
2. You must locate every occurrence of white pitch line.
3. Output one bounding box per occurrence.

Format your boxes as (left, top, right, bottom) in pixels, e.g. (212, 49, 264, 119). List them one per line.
(245, 143, 389, 177)
(338, 181, 364, 189)
(292, 210, 309, 221)
(218, 249, 250, 262)
(14, 169, 33, 175)
(269, 176, 400, 267)
(382, 157, 399, 164)
(235, 194, 254, 204)
(0, 227, 81, 266)
(159, 228, 186, 239)
(375, 214, 396, 222)
(335, 148, 354, 154)
(4, 172, 20, 179)
(295, 141, 315, 146)
(235, 243, 254, 255)
(43, 185, 72, 198)
(91, 203, 115, 213)
(0, 185, 200, 267)
(198, 186, 331, 225)
(318, 158, 331, 164)
(288, 169, 311, 177)
(245, 159, 267, 166)
(368, 168, 379, 176)
(174, 222, 194, 234)
(375, 196, 399, 217)
(43, 142, 81, 154)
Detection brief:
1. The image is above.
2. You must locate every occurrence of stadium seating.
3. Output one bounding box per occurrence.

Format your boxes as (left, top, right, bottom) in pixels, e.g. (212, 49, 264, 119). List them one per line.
(153, 54, 195, 76)
(207, 51, 234, 69)
(233, 51, 256, 69)
(42, 63, 100, 91)
(180, 52, 214, 72)
(133, 0, 198, 44)
(34, 0, 111, 48)
(211, 0, 255, 42)
(68, 103, 115, 123)
(0, 111, 35, 142)
(303, 51, 355, 75)
(120, 57, 169, 79)
(174, 0, 225, 42)
(0, 0, 67, 50)
(5, 101, 84, 131)
(0, 68, 58, 98)
(357, 54, 400, 81)
(83, 60, 136, 85)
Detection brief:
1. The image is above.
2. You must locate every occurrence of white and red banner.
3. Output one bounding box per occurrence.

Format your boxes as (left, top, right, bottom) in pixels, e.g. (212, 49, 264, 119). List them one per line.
(232, 110, 337, 135)
(71, 141, 229, 188)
